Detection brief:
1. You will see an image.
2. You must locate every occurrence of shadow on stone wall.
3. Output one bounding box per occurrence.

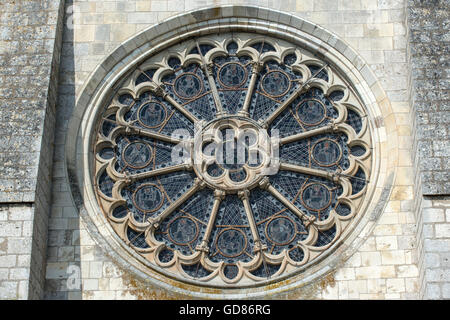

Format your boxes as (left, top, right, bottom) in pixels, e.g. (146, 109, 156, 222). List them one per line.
(44, 0, 82, 300)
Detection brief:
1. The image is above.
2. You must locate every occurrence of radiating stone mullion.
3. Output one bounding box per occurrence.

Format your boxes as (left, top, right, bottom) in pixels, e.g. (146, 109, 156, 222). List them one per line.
(196, 190, 225, 252)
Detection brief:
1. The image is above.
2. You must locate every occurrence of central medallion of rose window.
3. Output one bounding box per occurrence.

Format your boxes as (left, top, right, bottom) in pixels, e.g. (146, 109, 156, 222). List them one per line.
(194, 116, 272, 192)
(93, 34, 372, 285)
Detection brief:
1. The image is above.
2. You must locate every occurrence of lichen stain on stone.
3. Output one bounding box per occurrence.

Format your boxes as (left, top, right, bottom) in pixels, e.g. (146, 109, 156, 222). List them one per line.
(116, 265, 226, 299)
(106, 255, 338, 300)
(267, 271, 337, 300)
(83, 291, 94, 300)
(119, 270, 227, 299)
(164, 276, 221, 295)
(119, 270, 191, 300)
(319, 272, 336, 291)
(0, 238, 7, 253)
(263, 277, 293, 293)
(100, 250, 223, 299)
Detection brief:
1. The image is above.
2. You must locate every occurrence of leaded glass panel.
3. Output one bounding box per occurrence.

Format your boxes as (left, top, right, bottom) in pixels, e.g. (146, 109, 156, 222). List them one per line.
(93, 33, 372, 285)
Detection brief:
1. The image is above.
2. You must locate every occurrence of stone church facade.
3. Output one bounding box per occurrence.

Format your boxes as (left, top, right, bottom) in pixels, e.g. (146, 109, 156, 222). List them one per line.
(0, 0, 448, 300)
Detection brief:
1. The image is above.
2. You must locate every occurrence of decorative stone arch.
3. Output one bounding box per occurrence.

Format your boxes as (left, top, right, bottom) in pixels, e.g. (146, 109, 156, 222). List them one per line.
(66, 5, 398, 298)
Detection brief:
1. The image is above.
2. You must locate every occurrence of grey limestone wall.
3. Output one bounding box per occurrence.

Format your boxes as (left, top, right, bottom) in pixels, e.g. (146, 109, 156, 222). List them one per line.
(407, 0, 449, 196)
(406, 0, 450, 299)
(0, 0, 65, 299)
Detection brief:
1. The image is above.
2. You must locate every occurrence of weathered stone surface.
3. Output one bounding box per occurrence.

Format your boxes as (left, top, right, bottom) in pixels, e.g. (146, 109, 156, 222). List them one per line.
(407, 0, 450, 195)
(405, 0, 450, 300)
(0, 0, 65, 299)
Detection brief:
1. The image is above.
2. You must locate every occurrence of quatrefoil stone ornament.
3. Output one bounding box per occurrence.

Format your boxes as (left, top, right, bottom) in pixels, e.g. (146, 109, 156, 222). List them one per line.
(193, 116, 273, 192)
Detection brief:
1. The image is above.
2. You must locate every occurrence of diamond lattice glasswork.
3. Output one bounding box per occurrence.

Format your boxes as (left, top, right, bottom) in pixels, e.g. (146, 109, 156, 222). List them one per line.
(93, 34, 372, 285)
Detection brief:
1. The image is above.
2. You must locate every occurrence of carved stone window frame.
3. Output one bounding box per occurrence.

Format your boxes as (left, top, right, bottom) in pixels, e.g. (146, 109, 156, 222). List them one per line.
(66, 6, 397, 298)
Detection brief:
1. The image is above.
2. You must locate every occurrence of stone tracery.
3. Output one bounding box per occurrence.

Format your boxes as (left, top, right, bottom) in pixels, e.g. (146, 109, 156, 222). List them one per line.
(93, 33, 372, 285)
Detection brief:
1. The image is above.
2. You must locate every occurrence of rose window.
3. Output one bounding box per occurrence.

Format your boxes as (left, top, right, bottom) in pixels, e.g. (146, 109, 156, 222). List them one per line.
(94, 34, 372, 285)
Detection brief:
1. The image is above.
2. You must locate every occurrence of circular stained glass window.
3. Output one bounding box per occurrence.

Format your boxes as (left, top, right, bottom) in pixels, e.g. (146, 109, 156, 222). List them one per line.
(261, 70, 291, 97)
(138, 102, 167, 128)
(123, 142, 153, 168)
(218, 62, 247, 88)
(296, 99, 326, 125)
(93, 33, 372, 285)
